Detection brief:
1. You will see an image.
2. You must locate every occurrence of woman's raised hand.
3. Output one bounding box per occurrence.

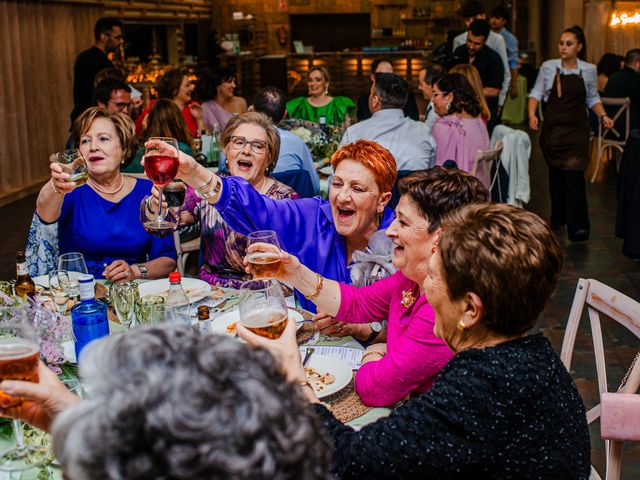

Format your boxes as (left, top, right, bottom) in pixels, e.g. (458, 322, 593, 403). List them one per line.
(49, 158, 76, 195)
(149, 186, 168, 214)
(142, 138, 199, 181)
(244, 243, 302, 284)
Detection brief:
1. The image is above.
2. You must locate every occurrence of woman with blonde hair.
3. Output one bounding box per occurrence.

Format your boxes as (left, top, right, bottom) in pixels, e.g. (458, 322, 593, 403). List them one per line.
(450, 63, 491, 122)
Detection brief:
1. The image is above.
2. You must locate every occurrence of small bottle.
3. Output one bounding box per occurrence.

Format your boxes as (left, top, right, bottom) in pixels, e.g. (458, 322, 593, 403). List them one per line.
(71, 274, 109, 361)
(197, 305, 211, 333)
(319, 116, 328, 134)
(14, 251, 36, 299)
(166, 272, 191, 325)
(208, 131, 220, 168)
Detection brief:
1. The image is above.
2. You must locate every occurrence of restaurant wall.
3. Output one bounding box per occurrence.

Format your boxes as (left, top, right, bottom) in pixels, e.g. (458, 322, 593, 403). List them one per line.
(0, 1, 101, 207)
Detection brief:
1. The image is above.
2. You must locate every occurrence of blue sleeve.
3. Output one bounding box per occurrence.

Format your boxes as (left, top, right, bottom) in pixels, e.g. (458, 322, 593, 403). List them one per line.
(505, 32, 519, 70)
(529, 61, 551, 101)
(215, 176, 325, 255)
(583, 65, 601, 109)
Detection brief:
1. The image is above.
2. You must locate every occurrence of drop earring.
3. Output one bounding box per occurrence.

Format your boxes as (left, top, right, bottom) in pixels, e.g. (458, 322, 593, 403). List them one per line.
(446, 102, 451, 112)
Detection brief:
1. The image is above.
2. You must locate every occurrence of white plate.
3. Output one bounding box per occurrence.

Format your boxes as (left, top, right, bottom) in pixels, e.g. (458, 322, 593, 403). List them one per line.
(304, 354, 352, 399)
(210, 308, 304, 336)
(138, 278, 211, 303)
(33, 275, 50, 288)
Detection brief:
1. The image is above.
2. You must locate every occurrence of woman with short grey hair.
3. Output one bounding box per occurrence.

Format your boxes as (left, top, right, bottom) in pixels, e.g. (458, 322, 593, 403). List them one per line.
(0, 325, 330, 480)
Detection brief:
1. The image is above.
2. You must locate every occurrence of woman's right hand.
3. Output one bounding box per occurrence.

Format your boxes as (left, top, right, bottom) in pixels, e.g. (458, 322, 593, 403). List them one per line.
(149, 186, 169, 214)
(244, 243, 303, 284)
(529, 115, 539, 131)
(49, 159, 76, 195)
(0, 362, 81, 433)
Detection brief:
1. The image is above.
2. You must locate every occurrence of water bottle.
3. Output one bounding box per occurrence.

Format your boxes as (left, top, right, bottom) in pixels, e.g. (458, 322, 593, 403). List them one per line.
(71, 274, 109, 361)
(166, 272, 191, 325)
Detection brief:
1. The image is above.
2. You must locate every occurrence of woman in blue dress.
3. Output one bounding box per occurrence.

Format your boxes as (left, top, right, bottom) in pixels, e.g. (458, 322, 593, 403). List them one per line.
(36, 107, 176, 281)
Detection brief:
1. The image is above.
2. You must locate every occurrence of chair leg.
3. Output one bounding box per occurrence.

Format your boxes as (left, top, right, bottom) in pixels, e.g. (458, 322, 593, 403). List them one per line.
(605, 441, 623, 480)
(591, 146, 603, 183)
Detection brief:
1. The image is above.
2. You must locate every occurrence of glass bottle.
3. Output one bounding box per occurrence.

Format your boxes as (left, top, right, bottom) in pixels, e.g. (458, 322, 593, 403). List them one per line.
(71, 274, 109, 361)
(208, 131, 220, 168)
(14, 251, 36, 299)
(166, 272, 191, 324)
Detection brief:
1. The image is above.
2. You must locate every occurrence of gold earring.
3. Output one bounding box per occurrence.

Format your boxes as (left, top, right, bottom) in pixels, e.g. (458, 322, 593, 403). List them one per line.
(456, 320, 466, 332)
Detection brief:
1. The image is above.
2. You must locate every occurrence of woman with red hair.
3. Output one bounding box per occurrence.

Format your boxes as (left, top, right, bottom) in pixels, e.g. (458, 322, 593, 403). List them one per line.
(161, 139, 397, 312)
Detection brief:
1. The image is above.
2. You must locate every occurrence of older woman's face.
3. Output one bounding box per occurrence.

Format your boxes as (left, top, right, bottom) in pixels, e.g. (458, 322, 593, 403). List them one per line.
(432, 85, 453, 116)
(217, 78, 236, 100)
(386, 196, 435, 286)
(329, 159, 388, 240)
(175, 76, 193, 105)
(78, 117, 123, 178)
(423, 252, 467, 352)
(307, 70, 328, 97)
(225, 122, 270, 186)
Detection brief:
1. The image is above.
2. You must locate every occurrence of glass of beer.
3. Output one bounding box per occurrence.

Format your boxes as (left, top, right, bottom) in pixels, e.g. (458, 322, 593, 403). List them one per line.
(246, 230, 282, 278)
(56, 149, 88, 186)
(0, 304, 48, 469)
(239, 278, 288, 339)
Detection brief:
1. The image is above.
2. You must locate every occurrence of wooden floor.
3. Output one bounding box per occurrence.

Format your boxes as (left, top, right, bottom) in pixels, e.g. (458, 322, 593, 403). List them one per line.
(0, 128, 639, 477)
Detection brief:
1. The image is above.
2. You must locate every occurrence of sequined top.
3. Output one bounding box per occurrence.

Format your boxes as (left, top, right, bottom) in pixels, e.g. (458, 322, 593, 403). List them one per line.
(314, 334, 590, 479)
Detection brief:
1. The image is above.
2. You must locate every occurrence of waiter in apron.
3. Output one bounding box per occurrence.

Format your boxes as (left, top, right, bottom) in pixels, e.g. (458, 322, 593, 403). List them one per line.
(528, 26, 613, 242)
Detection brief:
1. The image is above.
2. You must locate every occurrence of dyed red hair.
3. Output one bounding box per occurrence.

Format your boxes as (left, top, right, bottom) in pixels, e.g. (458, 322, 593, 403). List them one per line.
(330, 140, 397, 193)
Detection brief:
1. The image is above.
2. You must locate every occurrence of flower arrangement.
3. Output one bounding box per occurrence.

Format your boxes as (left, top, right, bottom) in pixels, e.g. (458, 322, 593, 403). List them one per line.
(279, 118, 343, 161)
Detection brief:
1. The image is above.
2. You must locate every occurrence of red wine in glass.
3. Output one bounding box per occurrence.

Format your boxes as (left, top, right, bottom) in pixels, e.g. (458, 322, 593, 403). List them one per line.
(143, 137, 180, 235)
(144, 155, 179, 187)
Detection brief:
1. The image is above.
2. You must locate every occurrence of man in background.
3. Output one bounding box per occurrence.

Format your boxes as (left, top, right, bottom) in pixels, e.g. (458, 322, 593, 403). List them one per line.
(71, 17, 124, 124)
(417, 63, 447, 133)
(453, 1, 510, 114)
(356, 58, 420, 122)
(342, 73, 435, 171)
(94, 78, 132, 116)
(604, 49, 640, 132)
(490, 5, 519, 99)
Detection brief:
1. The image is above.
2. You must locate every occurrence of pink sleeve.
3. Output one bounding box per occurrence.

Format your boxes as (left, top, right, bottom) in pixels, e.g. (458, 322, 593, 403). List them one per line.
(354, 302, 454, 407)
(432, 120, 457, 167)
(335, 274, 398, 324)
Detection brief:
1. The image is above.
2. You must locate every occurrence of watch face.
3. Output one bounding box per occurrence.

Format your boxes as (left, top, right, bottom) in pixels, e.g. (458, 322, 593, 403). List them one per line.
(371, 322, 382, 333)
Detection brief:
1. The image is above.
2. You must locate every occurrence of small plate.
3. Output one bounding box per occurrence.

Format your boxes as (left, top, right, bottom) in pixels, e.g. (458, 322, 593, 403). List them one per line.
(210, 308, 304, 336)
(138, 278, 211, 303)
(304, 354, 352, 399)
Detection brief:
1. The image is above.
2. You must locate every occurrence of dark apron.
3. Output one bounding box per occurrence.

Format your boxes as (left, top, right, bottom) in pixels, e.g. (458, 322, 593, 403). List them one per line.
(540, 69, 591, 171)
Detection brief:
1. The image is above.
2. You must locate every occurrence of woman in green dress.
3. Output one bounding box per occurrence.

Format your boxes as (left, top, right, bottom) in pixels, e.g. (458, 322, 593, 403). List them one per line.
(286, 66, 355, 127)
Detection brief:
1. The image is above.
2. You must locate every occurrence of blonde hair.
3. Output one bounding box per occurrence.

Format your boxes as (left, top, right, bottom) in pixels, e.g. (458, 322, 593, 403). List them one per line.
(219, 112, 281, 174)
(72, 107, 138, 162)
(450, 64, 491, 121)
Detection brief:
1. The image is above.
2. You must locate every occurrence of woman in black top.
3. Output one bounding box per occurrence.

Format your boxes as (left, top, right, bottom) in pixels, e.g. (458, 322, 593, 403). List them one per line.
(239, 202, 591, 479)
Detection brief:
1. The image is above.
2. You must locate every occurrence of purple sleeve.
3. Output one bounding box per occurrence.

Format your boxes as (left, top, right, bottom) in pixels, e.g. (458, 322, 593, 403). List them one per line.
(335, 274, 397, 324)
(215, 176, 324, 255)
(354, 303, 453, 407)
(181, 185, 201, 215)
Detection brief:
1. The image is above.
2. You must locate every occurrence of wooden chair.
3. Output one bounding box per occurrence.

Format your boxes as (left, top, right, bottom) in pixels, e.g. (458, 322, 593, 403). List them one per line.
(560, 278, 640, 480)
(471, 141, 504, 198)
(173, 231, 200, 277)
(591, 97, 631, 183)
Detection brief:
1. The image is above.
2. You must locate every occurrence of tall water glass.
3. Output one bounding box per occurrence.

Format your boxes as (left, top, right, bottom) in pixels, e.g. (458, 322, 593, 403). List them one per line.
(57, 253, 88, 300)
(0, 304, 48, 471)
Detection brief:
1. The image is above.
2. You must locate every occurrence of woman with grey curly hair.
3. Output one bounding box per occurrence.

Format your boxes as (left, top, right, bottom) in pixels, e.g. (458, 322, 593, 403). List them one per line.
(0, 325, 331, 480)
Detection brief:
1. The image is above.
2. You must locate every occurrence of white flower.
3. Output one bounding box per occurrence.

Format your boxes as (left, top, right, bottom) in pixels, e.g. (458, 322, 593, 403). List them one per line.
(291, 127, 312, 143)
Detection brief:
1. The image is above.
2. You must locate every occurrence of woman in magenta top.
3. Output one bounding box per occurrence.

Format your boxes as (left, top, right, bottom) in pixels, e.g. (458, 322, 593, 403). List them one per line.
(431, 73, 490, 173)
(247, 167, 489, 406)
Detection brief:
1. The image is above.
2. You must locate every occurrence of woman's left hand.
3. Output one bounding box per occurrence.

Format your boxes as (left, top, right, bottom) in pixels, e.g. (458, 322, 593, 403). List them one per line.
(103, 260, 135, 282)
(188, 102, 203, 120)
(602, 115, 614, 129)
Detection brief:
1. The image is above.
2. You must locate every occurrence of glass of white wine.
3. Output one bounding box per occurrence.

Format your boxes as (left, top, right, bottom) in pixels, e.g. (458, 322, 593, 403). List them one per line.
(56, 149, 88, 186)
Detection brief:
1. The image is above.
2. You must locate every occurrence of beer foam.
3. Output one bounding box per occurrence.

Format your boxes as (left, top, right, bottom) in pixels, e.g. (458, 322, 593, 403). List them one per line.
(0, 339, 39, 360)
(241, 307, 287, 328)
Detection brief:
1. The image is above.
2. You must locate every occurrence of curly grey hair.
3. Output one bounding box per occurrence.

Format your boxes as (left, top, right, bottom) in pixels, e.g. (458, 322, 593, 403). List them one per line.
(52, 325, 331, 480)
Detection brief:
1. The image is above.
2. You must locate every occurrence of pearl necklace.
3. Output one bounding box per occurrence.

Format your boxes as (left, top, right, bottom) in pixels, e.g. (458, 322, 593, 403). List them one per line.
(88, 175, 125, 195)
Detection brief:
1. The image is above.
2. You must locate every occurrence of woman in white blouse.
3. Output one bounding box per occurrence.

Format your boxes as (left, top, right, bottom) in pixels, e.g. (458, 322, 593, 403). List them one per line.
(528, 25, 613, 243)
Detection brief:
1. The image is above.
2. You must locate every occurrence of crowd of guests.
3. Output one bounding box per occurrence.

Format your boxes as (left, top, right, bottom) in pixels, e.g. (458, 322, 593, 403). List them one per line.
(16, 2, 640, 477)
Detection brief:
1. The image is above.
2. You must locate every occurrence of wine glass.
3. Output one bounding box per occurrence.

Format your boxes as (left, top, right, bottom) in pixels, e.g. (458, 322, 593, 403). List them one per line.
(55, 149, 88, 186)
(246, 230, 282, 278)
(134, 296, 165, 325)
(143, 137, 180, 235)
(0, 304, 49, 471)
(109, 282, 138, 330)
(139, 196, 178, 238)
(239, 278, 288, 339)
(48, 270, 70, 316)
(57, 253, 88, 301)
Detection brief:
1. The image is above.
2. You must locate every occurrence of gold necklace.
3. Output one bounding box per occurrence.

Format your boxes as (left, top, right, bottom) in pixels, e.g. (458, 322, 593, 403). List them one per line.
(401, 289, 416, 309)
(88, 175, 125, 195)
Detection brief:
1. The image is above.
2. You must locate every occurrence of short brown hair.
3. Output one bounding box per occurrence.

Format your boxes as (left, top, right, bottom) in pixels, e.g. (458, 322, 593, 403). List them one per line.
(156, 67, 189, 100)
(439, 204, 563, 335)
(331, 140, 397, 193)
(398, 167, 488, 233)
(219, 112, 280, 175)
(72, 107, 138, 162)
(142, 99, 193, 150)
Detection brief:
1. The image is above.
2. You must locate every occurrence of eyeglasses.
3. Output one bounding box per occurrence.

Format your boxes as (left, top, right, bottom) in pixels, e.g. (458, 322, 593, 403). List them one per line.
(229, 136, 268, 155)
(432, 91, 449, 98)
(109, 100, 131, 112)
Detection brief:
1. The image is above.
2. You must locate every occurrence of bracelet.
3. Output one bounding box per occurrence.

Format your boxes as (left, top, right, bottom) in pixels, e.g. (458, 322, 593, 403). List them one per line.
(304, 273, 324, 300)
(51, 180, 62, 195)
(361, 351, 384, 362)
(195, 174, 215, 192)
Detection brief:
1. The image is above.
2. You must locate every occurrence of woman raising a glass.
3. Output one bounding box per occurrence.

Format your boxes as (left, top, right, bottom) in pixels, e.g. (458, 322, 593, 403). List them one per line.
(35, 107, 176, 281)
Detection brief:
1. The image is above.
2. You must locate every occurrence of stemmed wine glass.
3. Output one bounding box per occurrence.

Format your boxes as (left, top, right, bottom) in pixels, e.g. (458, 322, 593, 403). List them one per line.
(0, 304, 49, 471)
(57, 252, 88, 301)
(143, 137, 180, 235)
(109, 282, 139, 330)
(246, 230, 282, 279)
(139, 196, 178, 238)
(239, 278, 288, 339)
(48, 270, 70, 316)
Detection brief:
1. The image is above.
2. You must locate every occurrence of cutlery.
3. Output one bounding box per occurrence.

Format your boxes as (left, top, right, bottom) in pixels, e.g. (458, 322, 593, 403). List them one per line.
(302, 347, 315, 367)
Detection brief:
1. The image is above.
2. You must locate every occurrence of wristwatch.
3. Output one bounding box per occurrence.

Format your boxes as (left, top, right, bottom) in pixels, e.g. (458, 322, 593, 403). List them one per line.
(134, 264, 148, 279)
(364, 321, 383, 344)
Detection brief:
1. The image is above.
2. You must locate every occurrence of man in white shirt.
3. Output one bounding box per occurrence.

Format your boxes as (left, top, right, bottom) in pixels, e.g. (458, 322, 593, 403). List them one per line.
(341, 73, 436, 171)
(452, 1, 511, 110)
(418, 63, 447, 134)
